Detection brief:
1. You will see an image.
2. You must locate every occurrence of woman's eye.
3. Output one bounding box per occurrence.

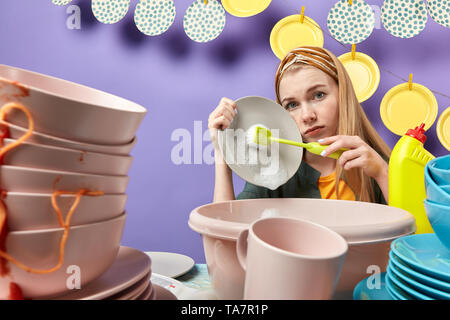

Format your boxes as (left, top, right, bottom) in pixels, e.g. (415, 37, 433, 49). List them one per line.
(314, 91, 326, 99)
(285, 102, 297, 109)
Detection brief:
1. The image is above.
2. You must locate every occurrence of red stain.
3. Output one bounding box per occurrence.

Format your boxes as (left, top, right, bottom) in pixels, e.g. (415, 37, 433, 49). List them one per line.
(0, 80, 30, 104)
(0, 201, 9, 277)
(79, 151, 87, 163)
(8, 282, 24, 300)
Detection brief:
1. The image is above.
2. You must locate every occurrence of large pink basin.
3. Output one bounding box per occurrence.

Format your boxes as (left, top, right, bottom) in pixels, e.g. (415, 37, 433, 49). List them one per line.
(189, 198, 416, 300)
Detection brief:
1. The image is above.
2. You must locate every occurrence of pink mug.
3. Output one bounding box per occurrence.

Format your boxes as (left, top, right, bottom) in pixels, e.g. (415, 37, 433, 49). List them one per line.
(236, 217, 348, 300)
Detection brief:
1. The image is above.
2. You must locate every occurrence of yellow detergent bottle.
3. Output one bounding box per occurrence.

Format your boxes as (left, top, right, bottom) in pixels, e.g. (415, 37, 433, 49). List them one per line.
(389, 123, 435, 234)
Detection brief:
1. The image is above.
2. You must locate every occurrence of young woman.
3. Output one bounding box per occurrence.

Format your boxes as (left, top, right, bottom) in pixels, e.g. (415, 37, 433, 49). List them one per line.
(208, 46, 391, 204)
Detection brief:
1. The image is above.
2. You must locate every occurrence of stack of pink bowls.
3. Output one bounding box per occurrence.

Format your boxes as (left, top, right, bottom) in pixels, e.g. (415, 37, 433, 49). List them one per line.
(0, 65, 154, 300)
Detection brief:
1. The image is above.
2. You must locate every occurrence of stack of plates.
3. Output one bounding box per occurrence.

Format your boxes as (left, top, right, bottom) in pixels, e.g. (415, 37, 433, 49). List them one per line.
(385, 234, 450, 300)
(44, 247, 177, 300)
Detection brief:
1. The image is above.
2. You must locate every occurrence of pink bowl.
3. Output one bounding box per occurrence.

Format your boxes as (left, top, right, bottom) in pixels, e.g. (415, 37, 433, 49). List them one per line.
(4, 192, 127, 231)
(0, 120, 137, 156)
(0, 165, 129, 194)
(0, 64, 146, 145)
(0, 213, 126, 299)
(188, 198, 416, 300)
(2, 137, 133, 175)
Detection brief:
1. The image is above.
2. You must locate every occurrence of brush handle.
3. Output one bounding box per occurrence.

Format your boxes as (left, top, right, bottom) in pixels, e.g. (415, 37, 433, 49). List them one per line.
(270, 138, 347, 159)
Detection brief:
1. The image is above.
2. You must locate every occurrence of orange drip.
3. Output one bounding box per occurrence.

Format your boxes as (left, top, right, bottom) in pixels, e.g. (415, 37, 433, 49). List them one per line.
(0, 102, 104, 299)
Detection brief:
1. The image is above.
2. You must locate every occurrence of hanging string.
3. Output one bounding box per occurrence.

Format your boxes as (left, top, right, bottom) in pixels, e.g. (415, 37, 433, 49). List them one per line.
(279, 0, 450, 100)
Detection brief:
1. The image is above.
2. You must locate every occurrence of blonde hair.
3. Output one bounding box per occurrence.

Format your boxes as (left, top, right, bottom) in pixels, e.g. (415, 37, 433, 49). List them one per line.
(275, 46, 391, 203)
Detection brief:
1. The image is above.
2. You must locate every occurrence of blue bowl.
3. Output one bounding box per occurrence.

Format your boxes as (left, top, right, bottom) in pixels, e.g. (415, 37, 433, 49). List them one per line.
(425, 165, 450, 205)
(441, 185, 450, 195)
(423, 199, 450, 250)
(427, 155, 450, 186)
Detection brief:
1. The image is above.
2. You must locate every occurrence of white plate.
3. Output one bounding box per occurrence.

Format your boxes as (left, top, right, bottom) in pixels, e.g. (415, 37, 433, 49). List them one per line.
(217, 96, 303, 190)
(145, 252, 194, 278)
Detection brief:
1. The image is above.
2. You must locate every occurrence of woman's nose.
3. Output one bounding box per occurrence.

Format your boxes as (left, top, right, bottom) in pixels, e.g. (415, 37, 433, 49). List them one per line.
(300, 105, 316, 123)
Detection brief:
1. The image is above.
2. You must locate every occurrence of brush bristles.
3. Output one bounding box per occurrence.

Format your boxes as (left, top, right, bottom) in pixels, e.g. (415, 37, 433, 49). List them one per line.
(246, 124, 271, 149)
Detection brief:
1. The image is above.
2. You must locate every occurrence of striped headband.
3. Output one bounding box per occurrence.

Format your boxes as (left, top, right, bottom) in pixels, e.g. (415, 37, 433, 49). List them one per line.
(280, 47, 338, 81)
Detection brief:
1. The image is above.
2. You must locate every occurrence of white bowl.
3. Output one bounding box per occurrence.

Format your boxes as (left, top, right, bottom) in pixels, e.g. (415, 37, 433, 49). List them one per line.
(4, 192, 127, 231)
(0, 64, 146, 144)
(0, 213, 126, 299)
(189, 198, 416, 300)
(0, 120, 137, 155)
(0, 165, 129, 194)
(2, 137, 133, 175)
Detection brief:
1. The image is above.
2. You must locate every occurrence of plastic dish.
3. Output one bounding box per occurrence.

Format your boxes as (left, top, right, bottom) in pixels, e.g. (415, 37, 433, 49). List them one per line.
(352, 272, 392, 300)
(425, 161, 450, 205)
(380, 82, 438, 136)
(381, 0, 428, 38)
(0, 64, 146, 145)
(52, 246, 151, 300)
(0, 165, 129, 194)
(423, 199, 450, 250)
(189, 198, 415, 299)
(0, 213, 126, 299)
(426, 0, 450, 28)
(327, 0, 375, 44)
(436, 107, 450, 151)
(1, 120, 137, 156)
(387, 265, 433, 300)
(5, 192, 127, 231)
(145, 252, 195, 278)
(217, 96, 303, 191)
(221, 0, 271, 17)
(389, 260, 450, 299)
(389, 252, 450, 293)
(2, 138, 133, 176)
(338, 51, 380, 103)
(428, 154, 450, 186)
(270, 15, 324, 60)
(391, 234, 450, 283)
(385, 271, 410, 300)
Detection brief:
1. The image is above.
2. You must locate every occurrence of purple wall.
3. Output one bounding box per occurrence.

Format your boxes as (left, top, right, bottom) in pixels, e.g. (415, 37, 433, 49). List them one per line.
(0, 0, 448, 263)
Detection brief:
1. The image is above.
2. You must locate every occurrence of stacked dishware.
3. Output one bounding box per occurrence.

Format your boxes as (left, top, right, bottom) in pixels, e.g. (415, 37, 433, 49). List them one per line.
(384, 155, 450, 300)
(0, 64, 163, 300)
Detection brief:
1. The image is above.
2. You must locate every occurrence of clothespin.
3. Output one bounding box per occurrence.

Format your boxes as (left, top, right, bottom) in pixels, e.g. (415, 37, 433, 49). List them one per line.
(300, 6, 305, 23)
(408, 73, 413, 90)
(204, 0, 207, 4)
(349, 0, 353, 5)
(351, 44, 356, 60)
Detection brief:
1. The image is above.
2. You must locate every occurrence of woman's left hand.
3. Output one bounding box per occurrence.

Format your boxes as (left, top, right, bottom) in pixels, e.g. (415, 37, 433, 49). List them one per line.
(318, 135, 388, 181)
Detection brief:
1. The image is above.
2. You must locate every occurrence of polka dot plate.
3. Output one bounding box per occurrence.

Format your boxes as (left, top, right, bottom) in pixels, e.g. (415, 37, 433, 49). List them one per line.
(134, 0, 176, 36)
(92, 0, 130, 24)
(52, 0, 73, 5)
(427, 0, 450, 28)
(183, 0, 226, 43)
(381, 0, 428, 38)
(327, 0, 375, 45)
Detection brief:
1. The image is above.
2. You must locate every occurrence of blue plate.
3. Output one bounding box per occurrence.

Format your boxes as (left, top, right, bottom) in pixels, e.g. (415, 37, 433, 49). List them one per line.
(387, 265, 434, 300)
(389, 260, 450, 300)
(385, 272, 409, 300)
(353, 272, 392, 300)
(389, 252, 450, 293)
(391, 234, 450, 282)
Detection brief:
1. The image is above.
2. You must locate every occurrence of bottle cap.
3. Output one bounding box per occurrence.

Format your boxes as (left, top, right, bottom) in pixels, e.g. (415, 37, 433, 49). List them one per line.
(405, 123, 427, 144)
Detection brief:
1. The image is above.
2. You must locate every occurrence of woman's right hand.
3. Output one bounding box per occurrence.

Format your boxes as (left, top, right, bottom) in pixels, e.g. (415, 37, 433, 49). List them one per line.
(208, 97, 237, 150)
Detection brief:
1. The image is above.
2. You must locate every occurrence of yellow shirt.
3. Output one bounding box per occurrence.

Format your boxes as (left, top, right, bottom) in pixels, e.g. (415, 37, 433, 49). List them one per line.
(317, 171, 356, 200)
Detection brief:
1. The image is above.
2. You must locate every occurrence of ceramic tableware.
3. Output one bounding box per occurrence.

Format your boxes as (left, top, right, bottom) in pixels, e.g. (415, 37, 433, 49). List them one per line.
(0, 64, 146, 145)
(0, 213, 126, 299)
(236, 217, 348, 300)
(145, 252, 194, 278)
(423, 199, 450, 250)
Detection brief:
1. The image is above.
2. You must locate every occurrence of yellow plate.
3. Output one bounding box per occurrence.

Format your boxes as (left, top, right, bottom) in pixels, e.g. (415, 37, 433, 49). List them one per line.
(338, 52, 380, 103)
(380, 83, 438, 136)
(221, 0, 271, 17)
(437, 107, 450, 151)
(270, 15, 324, 60)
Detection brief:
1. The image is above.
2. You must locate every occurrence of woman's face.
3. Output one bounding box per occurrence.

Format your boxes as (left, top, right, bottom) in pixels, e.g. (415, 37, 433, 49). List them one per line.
(279, 65, 340, 143)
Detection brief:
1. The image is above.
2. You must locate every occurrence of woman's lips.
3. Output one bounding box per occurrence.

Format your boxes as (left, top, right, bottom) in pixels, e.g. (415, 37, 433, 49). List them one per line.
(305, 126, 324, 137)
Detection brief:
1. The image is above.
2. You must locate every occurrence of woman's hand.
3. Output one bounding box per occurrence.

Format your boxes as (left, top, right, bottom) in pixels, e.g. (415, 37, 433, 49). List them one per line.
(208, 97, 237, 150)
(318, 135, 388, 181)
